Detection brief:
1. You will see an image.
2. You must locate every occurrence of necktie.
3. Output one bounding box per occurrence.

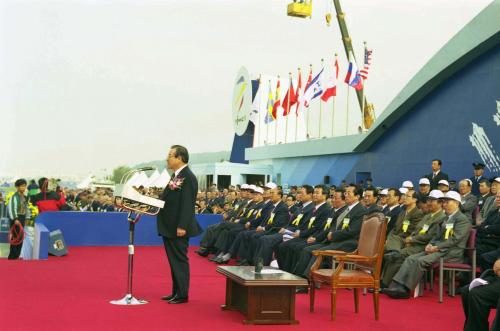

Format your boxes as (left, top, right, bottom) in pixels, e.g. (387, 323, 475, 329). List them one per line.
(335, 207, 350, 229)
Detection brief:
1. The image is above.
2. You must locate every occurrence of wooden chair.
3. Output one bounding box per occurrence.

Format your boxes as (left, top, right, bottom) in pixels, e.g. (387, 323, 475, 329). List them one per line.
(309, 212, 387, 321)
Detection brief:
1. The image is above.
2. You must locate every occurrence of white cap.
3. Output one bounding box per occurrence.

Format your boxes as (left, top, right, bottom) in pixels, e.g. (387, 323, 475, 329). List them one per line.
(441, 191, 461, 203)
(399, 187, 409, 194)
(402, 180, 414, 188)
(380, 188, 389, 196)
(438, 180, 450, 187)
(254, 187, 264, 194)
(427, 190, 444, 200)
(241, 184, 250, 190)
(495, 177, 500, 184)
(248, 184, 257, 192)
(419, 178, 431, 185)
(264, 182, 278, 190)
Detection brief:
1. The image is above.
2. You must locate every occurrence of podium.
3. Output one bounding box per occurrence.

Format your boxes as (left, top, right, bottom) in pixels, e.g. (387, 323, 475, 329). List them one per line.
(110, 178, 165, 306)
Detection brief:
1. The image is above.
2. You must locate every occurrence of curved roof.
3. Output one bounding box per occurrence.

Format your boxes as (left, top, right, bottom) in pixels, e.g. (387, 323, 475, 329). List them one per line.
(354, 0, 500, 152)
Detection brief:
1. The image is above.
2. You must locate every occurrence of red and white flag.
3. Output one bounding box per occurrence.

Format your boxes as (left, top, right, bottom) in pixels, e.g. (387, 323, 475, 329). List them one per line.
(321, 56, 339, 102)
(360, 44, 372, 80)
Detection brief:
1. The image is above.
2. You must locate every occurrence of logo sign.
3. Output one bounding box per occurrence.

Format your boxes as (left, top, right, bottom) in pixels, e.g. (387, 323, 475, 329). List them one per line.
(232, 66, 252, 136)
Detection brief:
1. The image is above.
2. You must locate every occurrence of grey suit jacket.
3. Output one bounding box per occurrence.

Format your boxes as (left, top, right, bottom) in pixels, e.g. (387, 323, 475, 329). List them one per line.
(460, 193, 478, 224)
(479, 195, 497, 221)
(431, 210, 472, 260)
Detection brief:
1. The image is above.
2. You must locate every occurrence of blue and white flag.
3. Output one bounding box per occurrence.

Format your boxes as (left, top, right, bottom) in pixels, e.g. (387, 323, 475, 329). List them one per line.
(301, 68, 324, 108)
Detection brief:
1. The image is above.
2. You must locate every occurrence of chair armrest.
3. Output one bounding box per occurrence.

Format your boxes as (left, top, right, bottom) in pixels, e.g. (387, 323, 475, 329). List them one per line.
(335, 254, 376, 263)
(312, 249, 347, 257)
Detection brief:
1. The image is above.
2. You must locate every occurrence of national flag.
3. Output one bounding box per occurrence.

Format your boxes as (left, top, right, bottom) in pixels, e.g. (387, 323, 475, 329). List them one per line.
(321, 56, 339, 102)
(282, 77, 297, 116)
(264, 81, 275, 123)
(249, 79, 260, 124)
(302, 68, 324, 108)
(272, 78, 281, 119)
(294, 69, 302, 116)
(344, 53, 363, 91)
(360, 45, 372, 80)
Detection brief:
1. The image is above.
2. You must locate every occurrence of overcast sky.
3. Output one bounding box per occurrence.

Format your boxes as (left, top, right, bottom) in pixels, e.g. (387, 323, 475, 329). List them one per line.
(0, 0, 492, 179)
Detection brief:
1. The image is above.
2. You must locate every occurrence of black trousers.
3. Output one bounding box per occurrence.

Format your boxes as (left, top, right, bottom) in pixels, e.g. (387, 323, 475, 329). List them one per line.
(461, 277, 500, 331)
(162, 236, 190, 299)
(8, 215, 26, 260)
(479, 248, 500, 272)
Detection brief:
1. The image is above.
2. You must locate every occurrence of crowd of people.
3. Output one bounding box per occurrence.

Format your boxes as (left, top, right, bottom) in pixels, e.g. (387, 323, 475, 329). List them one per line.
(193, 160, 499, 331)
(2, 160, 499, 329)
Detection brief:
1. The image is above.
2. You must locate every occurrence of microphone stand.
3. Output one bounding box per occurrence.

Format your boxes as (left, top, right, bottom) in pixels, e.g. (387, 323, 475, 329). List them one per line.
(110, 167, 156, 306)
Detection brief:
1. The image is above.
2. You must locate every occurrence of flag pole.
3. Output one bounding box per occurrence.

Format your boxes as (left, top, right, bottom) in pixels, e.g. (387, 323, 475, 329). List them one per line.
(346, 53, 350, 136)
(295, 68, 301, 143)
(266, 79, 270, 145)
(274, 75, 279, 145)
(257, 74, 262, 146)
(307, 64, 312, 139)
(361, 41, 366, 132)
(319, 59, 324, 138)
(285, 72, 291, 144)
(331, 53, 337, 137)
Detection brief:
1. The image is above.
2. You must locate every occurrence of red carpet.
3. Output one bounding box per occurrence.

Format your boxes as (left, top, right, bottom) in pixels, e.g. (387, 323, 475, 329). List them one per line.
(0, 247, 476, 330)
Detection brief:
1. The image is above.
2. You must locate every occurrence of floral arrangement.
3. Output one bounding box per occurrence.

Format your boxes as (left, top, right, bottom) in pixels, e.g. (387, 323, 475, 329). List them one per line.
(168, 176, 185, 191)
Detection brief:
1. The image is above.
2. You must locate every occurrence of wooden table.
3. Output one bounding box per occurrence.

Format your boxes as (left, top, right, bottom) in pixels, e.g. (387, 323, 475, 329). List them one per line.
(216, 266, 308, 324)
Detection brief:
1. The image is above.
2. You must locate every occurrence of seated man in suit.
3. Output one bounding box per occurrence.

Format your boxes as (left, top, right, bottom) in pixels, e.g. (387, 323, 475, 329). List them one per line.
(363, 187, 382, 214)
(247, 187, 315, 266)
(461, 258, 500, 331)
(384, 191, 472, 299)
(459, 179, 479, 224)
(383, 188, 402, 235)
(276, 185, 331, 273)
(381, 190, 446, 288)
(478, 177, 499, 225)
(476, 191, 500, 272)
(385, 191, 424, 250)
(291, 185, 367, 289)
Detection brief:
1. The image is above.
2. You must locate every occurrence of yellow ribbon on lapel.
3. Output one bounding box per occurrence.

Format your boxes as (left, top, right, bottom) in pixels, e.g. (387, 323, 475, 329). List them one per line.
(324, 218, 333, 230)
(342, 218, 350, 230)
(292, 214, 303, 226)
(267, 213, 275, 224)
(308, 217, 316, 229)
(402, 220, 410, 233)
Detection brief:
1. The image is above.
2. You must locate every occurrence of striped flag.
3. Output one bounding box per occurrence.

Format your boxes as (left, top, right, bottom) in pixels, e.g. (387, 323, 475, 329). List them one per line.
(360, 45, 372, 80)
(302, 68, 324, 108)
(294, 69, 302, 116)
(282, 77, 296, 116)
(344, 52, 363, 91)
(272, 78, 281, 119)
(264, 81, 275, 123)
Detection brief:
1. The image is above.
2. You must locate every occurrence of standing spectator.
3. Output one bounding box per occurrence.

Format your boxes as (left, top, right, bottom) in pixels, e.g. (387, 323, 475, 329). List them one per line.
(30, 178, 64, 213)
(425, 159, 449, 190)
(470, 162, 486, 196)
(27, 179, 39, 198)
(7, 179, 30, 260)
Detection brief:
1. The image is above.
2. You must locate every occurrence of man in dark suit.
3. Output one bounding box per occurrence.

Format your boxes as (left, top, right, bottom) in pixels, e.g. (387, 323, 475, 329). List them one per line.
(383, 188, 403, 235)
(470, 162, 486, 196)
(425, 159, 449, 190)
(157, 145, 201, 304)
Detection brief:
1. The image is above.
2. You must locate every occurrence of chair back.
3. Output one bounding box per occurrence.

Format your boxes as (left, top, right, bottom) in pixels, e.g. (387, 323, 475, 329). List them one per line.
(465, 228, 477, 260)
(355, 212, 387, 275)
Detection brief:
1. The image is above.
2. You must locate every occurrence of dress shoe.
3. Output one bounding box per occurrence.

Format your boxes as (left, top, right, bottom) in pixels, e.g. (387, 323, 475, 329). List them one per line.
(168, 297, 188, 304)
(385, 288, 410, 299)
(216, 258, 229, 264)
(197, 250, 209, 257)
(208, 255, 221, 262)
(161, 294, 177, 301)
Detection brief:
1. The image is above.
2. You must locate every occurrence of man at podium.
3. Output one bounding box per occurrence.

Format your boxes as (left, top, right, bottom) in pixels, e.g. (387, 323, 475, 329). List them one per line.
(157, 145, 202, 304)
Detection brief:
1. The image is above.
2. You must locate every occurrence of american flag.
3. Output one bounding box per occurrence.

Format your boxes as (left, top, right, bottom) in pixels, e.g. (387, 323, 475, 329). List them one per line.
(360, 45, 372, 80)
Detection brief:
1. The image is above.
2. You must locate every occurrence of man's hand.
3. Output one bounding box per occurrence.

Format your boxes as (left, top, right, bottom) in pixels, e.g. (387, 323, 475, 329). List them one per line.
(425, 244, 438, 254)
(292, 231, 300, 238)
(256, 226, 264, 233)
(404, 236, 412, 245)
(327, 232, 333, 241)
(307, 237, 316, 244)
(245, 222, 250, 229)
(279, 228, 285, 234)
(493, 259, 500, 277)
(177, 228, 186, 237)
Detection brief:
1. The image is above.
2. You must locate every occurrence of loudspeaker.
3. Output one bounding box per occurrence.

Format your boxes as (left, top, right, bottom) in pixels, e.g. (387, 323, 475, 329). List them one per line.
(48, 229, 68, 256)
(324, 175, 330, 184)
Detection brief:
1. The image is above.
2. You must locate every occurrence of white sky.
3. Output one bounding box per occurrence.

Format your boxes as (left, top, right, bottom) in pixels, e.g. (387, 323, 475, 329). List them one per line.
(0, 0, 492, 179)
